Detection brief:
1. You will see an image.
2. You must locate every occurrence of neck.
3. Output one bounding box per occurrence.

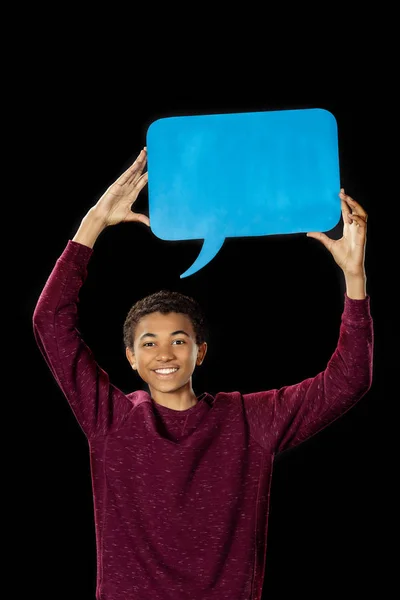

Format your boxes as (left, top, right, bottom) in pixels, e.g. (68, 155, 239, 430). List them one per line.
(150, 386, 198, 411)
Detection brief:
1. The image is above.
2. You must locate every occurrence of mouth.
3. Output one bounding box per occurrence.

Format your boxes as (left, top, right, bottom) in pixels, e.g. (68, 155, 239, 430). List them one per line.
(153, 367, 179, 378)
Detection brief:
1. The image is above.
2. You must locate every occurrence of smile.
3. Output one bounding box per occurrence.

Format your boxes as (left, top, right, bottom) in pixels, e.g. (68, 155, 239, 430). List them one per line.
(153, 368, 179, 377)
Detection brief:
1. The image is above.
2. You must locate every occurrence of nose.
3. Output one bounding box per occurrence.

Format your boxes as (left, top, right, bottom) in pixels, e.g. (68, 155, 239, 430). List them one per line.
(156, 346, 175, 361)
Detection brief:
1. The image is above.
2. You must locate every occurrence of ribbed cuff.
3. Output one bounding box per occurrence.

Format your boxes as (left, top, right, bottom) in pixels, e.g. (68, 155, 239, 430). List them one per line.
(342, 292, 372, 324)
(57, 239, 94, 267)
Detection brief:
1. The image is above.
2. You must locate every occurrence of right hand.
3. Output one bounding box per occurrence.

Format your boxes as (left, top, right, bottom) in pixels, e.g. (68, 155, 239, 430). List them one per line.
(93, 147, 150, 227)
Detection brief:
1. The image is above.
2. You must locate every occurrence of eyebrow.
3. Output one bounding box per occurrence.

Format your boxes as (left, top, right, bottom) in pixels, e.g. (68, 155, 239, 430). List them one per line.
(139, 330, 191, 341)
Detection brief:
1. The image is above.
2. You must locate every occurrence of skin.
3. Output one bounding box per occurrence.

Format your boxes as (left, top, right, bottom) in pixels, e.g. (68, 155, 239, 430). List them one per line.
(307, 187, 368, 283)
(126, 311, 207, 410)
(72, 146, 369, 410)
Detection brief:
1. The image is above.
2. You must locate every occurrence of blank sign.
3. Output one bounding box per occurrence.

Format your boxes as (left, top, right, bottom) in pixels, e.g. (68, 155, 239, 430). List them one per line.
(146, 108, 341, 278)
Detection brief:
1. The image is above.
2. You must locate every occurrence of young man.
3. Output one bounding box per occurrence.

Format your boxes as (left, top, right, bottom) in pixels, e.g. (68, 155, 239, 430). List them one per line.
(33, 147, 373, 600)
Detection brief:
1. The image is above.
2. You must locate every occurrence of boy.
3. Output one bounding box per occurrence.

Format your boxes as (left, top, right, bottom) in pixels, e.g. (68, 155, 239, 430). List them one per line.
(33, 147, 373, 600)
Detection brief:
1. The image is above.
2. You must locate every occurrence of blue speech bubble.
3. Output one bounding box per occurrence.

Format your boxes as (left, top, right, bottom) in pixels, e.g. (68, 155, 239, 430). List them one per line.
(146, 108, 341, 278)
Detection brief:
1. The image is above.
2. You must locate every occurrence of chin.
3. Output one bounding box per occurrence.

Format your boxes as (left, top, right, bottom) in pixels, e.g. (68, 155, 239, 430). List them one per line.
(150, 379, 188, 395)
(156, 384, 182, 394)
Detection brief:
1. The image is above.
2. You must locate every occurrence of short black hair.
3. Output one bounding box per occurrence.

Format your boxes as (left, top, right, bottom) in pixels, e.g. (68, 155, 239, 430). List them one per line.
(123, 290, 208, 349)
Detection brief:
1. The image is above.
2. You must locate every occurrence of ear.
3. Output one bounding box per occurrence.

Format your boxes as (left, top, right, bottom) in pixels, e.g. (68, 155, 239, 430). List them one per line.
(196, 342, 208, 366)
(126, 346, 137, 369)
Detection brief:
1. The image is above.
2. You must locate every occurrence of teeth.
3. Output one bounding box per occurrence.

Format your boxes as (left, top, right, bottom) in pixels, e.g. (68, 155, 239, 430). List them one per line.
(155, 368, 178, 374)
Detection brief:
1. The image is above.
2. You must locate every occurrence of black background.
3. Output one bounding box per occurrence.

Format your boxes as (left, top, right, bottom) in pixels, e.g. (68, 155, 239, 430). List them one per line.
(16, 40, 387, 600)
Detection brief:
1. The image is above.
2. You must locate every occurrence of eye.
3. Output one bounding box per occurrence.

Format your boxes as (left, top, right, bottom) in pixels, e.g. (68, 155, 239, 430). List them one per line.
(172, 339, 185, 345)
(143, 342, 155, 347)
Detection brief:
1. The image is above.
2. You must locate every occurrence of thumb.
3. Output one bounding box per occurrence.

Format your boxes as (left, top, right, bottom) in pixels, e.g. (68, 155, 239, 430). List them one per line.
(306, 231, 330, 249)
(124, 212, 150, 227)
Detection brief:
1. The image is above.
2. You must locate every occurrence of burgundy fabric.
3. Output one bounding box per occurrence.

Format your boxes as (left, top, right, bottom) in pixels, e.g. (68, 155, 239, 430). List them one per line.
(33, 240, 374, 600)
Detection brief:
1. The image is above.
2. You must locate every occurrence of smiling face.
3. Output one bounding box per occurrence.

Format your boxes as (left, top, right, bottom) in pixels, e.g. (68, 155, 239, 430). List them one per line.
(126, 311, 207, 400)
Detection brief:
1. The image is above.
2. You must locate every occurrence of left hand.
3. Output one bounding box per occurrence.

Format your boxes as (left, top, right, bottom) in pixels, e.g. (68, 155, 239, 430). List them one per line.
(306, 189, 368, 277)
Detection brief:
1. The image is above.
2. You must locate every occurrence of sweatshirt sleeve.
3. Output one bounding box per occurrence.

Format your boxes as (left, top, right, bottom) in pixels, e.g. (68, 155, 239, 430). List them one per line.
(32, 240, 134, 440)
(243, 294, 374, 454)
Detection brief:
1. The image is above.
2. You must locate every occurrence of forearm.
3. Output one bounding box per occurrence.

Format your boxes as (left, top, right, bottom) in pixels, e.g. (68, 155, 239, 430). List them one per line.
(345, 272, 367, 299)
(72, 207, 108, 248)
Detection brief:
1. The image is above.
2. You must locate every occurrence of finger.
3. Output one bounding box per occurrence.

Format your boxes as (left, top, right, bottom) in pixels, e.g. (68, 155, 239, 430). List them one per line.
(339, 189, 368, 221)
(126, 153, 147, 186)
(117, 149, 147, 186)
(339, 189, 352, 225)
(130, 171, 148, 194)
(348, 213, 367, 229)
(340, 196, 353, 225)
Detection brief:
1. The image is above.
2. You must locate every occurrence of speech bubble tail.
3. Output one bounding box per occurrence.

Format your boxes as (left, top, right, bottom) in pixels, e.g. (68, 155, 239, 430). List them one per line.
(180, 237, 225, 278)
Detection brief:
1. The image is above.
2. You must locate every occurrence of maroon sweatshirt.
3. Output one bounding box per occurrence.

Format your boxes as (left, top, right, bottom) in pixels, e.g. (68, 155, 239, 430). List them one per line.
(33, 240, 374, 600)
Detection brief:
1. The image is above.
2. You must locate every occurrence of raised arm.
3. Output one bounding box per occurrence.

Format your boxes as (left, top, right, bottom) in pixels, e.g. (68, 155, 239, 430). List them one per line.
(32, 148, 150, 439)
(244, 189, 373, 453)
